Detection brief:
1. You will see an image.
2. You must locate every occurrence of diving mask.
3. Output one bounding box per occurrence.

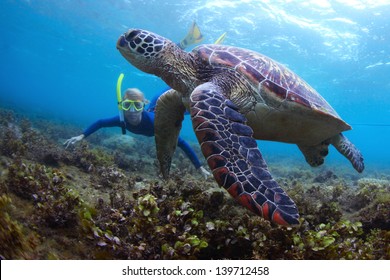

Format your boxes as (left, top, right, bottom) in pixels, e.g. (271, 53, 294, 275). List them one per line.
(121, 99, 145, 111)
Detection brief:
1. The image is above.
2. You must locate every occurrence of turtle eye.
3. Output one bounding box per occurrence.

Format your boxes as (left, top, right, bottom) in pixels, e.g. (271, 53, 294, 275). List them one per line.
(125, 30, 149, 54)
(125, 30, 140, 41)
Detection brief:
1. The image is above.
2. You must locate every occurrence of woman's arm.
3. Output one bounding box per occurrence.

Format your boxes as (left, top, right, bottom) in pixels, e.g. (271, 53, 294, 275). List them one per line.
(82, 116, 121, 137)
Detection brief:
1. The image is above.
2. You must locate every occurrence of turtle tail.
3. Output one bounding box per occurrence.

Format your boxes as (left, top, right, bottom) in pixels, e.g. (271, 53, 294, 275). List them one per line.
(190, 82, 300, 226)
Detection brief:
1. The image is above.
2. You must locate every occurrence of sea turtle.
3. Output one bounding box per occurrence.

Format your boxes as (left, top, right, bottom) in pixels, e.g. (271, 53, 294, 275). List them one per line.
(116, 29, 364, 226)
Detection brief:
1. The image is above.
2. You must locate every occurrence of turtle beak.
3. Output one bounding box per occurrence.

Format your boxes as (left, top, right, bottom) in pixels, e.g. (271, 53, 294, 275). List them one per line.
(116, 35, 127, 49)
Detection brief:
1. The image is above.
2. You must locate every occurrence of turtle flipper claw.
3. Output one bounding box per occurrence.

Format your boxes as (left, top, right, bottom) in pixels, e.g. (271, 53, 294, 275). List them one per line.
(190, 82, 299, 226)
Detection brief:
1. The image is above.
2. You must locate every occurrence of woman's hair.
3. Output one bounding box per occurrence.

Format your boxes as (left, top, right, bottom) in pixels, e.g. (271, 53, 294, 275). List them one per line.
(124, 88, 144, 100)
(123, 88, 149, 104)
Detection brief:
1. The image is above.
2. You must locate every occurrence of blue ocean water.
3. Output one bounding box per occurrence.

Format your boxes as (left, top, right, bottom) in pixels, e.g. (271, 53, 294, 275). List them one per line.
(1, 0, 389, 172)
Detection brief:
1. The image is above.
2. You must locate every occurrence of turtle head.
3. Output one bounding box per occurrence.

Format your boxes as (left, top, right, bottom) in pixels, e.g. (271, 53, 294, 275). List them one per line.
(117, 29, 174, 75)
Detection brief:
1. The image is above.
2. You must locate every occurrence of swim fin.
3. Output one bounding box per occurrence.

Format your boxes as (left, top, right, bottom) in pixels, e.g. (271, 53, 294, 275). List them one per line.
(214, 32, 227, 44)
(178, 21, 204, 49)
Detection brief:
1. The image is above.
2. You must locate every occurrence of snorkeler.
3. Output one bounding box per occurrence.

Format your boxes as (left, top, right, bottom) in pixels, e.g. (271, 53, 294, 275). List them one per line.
(64, 88, 211, 178)
(64, 22, 212, 178)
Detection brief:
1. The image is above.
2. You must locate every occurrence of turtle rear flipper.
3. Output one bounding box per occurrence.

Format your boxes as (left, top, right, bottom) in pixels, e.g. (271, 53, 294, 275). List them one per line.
(298, 141, 330, 167)
(155, 89, 186, 179)
(190, 82, 299, 226)
(330, 133, 364, 173)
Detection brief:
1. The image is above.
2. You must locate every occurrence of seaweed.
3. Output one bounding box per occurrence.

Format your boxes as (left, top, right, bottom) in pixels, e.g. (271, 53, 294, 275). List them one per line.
(6, 159, 82, 228)
(0, 106, 389, 260)
(0, 194, 34, 259)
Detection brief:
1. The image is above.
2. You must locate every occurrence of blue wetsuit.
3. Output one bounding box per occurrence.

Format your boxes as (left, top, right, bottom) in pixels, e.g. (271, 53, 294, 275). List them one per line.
(82, 111, 201, 169)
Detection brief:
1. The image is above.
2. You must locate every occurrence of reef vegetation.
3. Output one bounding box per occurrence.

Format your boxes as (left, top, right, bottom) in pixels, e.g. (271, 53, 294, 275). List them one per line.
(0, 106, 389, 260)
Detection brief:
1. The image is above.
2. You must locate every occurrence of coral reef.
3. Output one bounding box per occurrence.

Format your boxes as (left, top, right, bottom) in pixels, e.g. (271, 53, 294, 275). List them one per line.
(6, 159, 81, 228)
(0, 106, 389, 260)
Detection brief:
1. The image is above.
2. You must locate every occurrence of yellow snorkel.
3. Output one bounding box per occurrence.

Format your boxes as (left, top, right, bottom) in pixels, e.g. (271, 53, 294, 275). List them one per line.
(116, 73, 126, 134)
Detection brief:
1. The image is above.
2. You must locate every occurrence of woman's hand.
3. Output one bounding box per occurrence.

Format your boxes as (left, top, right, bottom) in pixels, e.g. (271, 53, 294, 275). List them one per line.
(63, 134, 85, 148)
(199, 166, 211, 179)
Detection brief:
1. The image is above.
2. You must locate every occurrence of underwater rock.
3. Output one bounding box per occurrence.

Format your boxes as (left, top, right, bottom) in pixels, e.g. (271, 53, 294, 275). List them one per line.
(313, 170, 338, 183)
(359, 202, 390, 231)
(42, 152, 60, 167)
(102, 134, 136, 152)
(350, 178, 390, 231)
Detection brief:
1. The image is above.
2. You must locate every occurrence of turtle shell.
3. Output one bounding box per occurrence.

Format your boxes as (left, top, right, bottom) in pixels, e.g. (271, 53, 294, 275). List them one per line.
(195, 45, 340, 116)
(193, 45, 350, 145)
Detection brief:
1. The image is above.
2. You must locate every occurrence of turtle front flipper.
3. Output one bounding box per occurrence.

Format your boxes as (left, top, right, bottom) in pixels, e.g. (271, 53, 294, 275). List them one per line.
(155, 89, 186, 179)
(190, 82, 299, 226)
(330, 133, 364, 173)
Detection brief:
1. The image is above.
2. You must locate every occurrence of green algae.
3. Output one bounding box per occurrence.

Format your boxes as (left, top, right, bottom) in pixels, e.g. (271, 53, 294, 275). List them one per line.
(0, 106, 389, 260)
(0, 194, 33, 259)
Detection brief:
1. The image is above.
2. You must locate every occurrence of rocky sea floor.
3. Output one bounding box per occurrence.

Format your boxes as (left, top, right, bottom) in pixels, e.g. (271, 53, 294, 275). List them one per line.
(0, 106, 389, 260)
